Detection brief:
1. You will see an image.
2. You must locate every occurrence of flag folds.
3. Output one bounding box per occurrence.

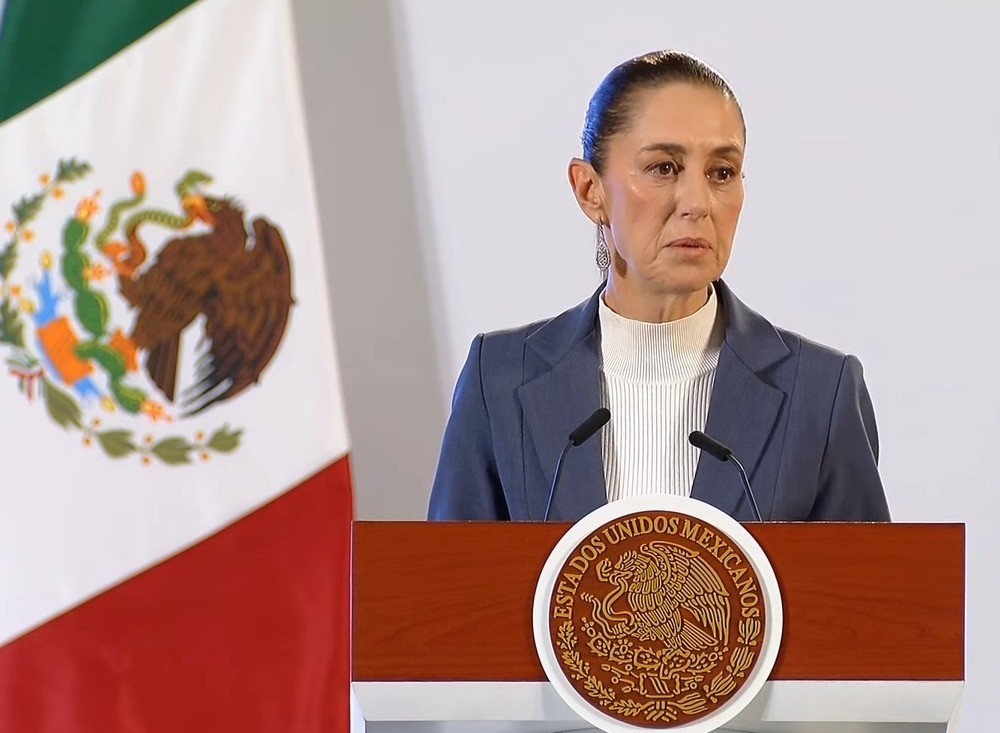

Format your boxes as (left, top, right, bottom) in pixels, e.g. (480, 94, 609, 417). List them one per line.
(0, 0, 352, 729)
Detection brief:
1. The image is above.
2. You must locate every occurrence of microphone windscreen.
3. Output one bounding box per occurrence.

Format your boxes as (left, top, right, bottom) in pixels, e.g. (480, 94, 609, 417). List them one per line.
(569, 408, 611, 447)
(688, 430, 733, 462)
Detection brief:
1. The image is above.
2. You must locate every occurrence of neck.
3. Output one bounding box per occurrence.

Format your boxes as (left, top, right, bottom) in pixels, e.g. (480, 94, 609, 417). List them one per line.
(603, 278, 711, 323)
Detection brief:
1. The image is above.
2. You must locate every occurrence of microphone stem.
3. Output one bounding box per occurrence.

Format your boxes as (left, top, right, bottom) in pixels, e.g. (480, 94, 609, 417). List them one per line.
(543, 441, 572, 522)
(729, 454, 762, 522)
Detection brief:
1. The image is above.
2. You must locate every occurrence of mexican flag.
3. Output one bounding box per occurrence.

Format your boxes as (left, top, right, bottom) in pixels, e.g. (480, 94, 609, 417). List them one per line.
(0, 1, 353, 730)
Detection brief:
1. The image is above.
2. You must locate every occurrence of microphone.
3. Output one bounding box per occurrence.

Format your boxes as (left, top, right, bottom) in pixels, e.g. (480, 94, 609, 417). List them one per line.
(543, 408, 611, 521)
(688, 430, 763, 522)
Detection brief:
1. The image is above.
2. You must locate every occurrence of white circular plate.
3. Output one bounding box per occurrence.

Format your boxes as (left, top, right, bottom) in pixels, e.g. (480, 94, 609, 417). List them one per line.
(532, 495, 783, 733)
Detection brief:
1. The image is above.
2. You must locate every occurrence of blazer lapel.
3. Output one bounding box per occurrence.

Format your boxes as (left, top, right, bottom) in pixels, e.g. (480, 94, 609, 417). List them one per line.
(514, 279, 791, 522)
(690, 344, 784, 519)
(517, 286, 607, 521)
(691, 280, 790, 520)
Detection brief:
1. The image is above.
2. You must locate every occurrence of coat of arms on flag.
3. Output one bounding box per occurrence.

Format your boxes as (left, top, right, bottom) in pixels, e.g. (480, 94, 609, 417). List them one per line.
(1, 159, 294, 465)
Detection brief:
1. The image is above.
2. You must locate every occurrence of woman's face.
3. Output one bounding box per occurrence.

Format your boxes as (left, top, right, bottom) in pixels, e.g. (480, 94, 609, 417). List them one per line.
(597, 83, 746, 297)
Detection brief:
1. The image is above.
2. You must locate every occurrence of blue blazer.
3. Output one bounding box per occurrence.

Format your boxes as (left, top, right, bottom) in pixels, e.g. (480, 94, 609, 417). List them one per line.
(428, 280, 891, 523)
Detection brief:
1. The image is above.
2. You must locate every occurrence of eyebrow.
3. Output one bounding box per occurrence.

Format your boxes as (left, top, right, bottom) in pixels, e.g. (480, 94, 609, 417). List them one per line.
(639, 142, 744, 157)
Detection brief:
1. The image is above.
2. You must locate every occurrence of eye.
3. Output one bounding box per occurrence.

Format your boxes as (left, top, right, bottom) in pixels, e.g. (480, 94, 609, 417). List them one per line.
(649, 161, 680, 177)
(709, 165, 739, 183)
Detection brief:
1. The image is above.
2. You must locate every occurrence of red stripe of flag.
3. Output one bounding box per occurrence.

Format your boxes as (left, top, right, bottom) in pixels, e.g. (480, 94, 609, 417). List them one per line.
(0, 457, 353, 732)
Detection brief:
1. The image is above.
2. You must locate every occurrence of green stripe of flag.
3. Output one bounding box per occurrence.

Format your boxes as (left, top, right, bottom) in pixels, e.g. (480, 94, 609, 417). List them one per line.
(0, 0, 200, 125)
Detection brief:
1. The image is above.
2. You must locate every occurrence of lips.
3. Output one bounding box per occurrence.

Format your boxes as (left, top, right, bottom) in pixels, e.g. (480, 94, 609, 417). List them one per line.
(667, 237, 711, 249)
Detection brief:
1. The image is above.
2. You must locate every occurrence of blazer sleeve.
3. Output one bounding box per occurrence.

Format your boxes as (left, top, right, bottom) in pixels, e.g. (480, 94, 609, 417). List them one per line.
(810, 355, 892, 521)
(427, 334, 511, 520)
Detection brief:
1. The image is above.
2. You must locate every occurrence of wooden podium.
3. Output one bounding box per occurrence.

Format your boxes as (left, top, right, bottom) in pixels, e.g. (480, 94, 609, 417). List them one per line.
(352, 522, 964, 732)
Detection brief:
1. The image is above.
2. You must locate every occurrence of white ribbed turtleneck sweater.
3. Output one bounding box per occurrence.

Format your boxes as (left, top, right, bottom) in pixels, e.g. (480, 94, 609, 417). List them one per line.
(598, 286, 725, 502)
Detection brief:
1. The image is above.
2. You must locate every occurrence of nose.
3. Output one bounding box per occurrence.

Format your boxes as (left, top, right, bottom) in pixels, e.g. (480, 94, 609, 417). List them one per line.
(674, 170, 710, 220)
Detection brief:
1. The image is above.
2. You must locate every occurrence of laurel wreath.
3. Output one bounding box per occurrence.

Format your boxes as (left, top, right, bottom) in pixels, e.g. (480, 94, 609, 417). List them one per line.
(0, 159, 243, 465)
(554, 614, 761, 722)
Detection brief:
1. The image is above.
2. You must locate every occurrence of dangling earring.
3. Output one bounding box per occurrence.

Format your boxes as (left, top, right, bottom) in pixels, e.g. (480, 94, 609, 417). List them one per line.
(595, 221, 611, 275)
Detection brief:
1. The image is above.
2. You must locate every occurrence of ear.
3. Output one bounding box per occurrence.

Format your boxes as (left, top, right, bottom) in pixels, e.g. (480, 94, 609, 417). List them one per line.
(568, 157, 606, 224)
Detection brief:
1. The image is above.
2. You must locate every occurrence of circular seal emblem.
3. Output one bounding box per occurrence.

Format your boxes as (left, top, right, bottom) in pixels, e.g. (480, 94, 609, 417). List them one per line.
(533, 496, 782, 733)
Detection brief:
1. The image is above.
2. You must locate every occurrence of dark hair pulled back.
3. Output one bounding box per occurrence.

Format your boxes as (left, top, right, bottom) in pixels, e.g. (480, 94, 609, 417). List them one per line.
(582, 50, 744, 172)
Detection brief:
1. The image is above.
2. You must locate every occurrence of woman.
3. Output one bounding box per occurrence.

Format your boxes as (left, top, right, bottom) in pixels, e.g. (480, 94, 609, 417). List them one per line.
(427, 50, 890, 523)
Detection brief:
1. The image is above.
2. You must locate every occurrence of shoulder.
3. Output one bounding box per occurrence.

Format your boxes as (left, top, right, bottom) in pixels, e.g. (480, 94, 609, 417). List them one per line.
(478, 317, 550, 353)
(777, 325, 857, 375)
(773, 326, 871, 420)
(746, 310, 872, 434)
(474, 286, 601, 364)
(718, 280, 859, 382)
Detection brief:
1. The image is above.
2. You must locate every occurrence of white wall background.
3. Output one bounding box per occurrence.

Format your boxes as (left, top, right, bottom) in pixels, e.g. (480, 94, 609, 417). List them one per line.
(293, 1, 998, 731)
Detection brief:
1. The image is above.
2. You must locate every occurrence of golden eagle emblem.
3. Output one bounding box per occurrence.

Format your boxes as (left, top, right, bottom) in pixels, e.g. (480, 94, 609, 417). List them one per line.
(592, 541, 730, 652)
